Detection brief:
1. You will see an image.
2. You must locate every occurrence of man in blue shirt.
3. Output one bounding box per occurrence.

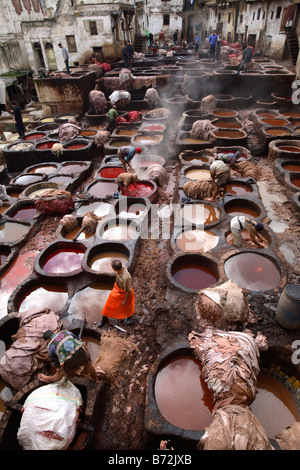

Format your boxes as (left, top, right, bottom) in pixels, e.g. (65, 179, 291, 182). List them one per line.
(195, 34, 200, 58)
(58, 43, 70, 74)
(208, 31, 218, 60)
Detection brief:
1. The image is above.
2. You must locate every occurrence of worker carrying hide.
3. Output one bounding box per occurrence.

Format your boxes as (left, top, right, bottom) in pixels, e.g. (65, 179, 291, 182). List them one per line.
(98, 260, 136, 328)
(230, 216, 265, 248)
(116, 172, 138, 194)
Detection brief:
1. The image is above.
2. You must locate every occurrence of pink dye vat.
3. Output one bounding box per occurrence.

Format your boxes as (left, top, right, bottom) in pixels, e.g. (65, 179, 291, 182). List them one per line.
(65, 144, 87, 150)
(36, 142, 57, 150)
(10, 205, 38, 220)
(42, 248, 85, 274)
(88, 181, 117, 198)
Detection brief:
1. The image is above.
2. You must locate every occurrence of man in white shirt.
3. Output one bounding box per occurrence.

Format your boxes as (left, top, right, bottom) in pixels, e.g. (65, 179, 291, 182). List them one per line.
(208, 157, 232, 201)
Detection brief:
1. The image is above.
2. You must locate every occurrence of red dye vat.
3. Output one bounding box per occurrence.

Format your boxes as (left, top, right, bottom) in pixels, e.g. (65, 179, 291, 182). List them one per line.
(65, 144, 87, 150)
(36, 142, 56, 150)
(99, 167, 124, 179)
(122, 182, 154, 197)
(42, 248, 85, 274)
(10, 205, 37, 220)
(24, 133, 46, 141)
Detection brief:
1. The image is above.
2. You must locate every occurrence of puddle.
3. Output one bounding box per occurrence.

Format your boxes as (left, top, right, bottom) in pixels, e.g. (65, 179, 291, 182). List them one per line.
(257, 181, 289, 233)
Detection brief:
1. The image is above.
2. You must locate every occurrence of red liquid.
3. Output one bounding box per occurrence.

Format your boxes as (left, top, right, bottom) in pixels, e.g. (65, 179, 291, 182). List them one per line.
(99, 167, 124, 179)
(155, 356, 213, 431)
(65, 144, 87, 150)
(36, 142, 56, 150)
(10, 206, 37, 219)
(122, 182, 153, 197)
(173, 263, 217, 290)
(42, 248, 85, 274)
(282, 164, 300, 172)
(291, 177, 300, 188)
(24, 133, 46, 141)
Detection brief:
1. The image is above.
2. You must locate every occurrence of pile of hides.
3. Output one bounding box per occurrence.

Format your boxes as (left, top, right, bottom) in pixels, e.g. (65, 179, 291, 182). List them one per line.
(144, 88, 160, 108)
(219, 48, 230, 63)
(60, 214, 78, 232)
(197, 404, 273, 450)
(10, 142, 33, 151)
(235, 161, 262, 180)
(88, 63, 104, 78)
(34, 189, 74, 215)
(190, 119, 217, 140)
(58, 122, 81, 141)
(275, 422, 300, 450)
(200, 95, 216, 115)
(109, 90, 131, 107)
(183, 180, 216, 200)
(116, 111, 141, 126)
(88, 90, 107, 114)
(119, 68, 137, 87)
(194, 280, 250, 328)
(117, 172, 138, 189)
(81, 211, 100, 234)
(189, 328, 263, 409)
(0, 308, 62, 390)
(146, 107, 170, 119)
(93, 130, 110, 148)
(51, 143, 64, 158)
(93, 330, 137, 384)
(17, 380, 82, 450)
(99, 63, 111, 73)
(50, 72, 69, 78)
(146, 164, 169, 186)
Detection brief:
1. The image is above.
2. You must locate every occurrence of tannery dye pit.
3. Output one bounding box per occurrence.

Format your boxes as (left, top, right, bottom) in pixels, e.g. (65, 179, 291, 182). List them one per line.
(0, 47, 300, 454)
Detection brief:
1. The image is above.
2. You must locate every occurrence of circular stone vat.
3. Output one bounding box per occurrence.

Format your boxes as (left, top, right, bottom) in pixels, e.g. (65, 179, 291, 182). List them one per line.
(224, 252, 281, 291)
(290, 176, 300, 189)
(61, 224, 95, 243)
(112, 127, 139, 138)
(54, 114, 78, 124)
(179, 150, 213, 165)
(58, 162, 89, 175)
(98, 166, 124, 179)
(131, 154, 165, 168)
(261, 118, 290, 127)
(15, 281, 69, 314)
(256, 109, 279, 119)
(97, 218, 139, 242)
(211, 129, 247, 143)
(114, 197, 148, 220)
(184, 166, 211, 181)
(20, 182, 59, 199)
(268, 140, 300, 160)
(35, 241, 86, 277)
(211, 119, 243, 129)
(84, 242, 130, 274)
(132, 133, 163, 147)
(6, 201, 38, 220)
(12, 174, 45, 186)
(179, 203, 222, 226)
(224, 199, 261, 218)
(167, 254, 219, 291)
(264, 127, 293, 137)
(68, 283, 113, 323)
(23, 132, 47, 141)
(282, 162, 300, 172)
(26, 163, 59, 175)
(226, 181, 254, 196)
(278, 145, 300, 153)
(154, 354, 213, 431)
(175, 229, 219, 253)
(250, 368, 300, 439)
(0, 221, 30, 244)
(139, 123, 166, 134)
(120, 180, 157, 201)
(35, 140, 60, 152)
(40, 116, 55, 123)
(48, 174, 73, 188)
(78, 129, 98, 138)
(63, 139, 90, 151)
(87, 180, 118, 198)
(212, 109, 239, 119)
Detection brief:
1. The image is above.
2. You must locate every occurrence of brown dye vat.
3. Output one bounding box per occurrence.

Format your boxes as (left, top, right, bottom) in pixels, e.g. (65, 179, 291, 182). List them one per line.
(182, 155, 209, 163)
(291, 177, 300, 188)
(175, 229, 219, 253)
(213, 110, 237, 118)
(226, 183, 253, 196)
(179, 204, 221, 225)
(214, 130, 245, 138)
(79, 130, 97, 137)
(101, 224, 138, 241)
(88, 181, 117, 198)
(134, 135, 161, 145)
(282, 163, 300, 172)
(0, 222, 30, 243)
(0, 250, 10, 266)
(0, 206, 8, 215)
(250, 372, 300, 438)
(68, 283, 111, 323)
(18, 284, 69, 313)
(278, 146, 300, 153)
(172, 262, 218, 290)
(261, 118, 289, 126)
(185, 168, 211, 180)
(224, 252, 281, 291)
(281, 112, 300, 118)
(64, 227, 95, 241)
(154, 356, 213, 431)
(82, 335, 101, 363)
(89, 251, 129, 273)
(117, 129, 138, 136)
(225, 205, 259, 218)
(214, 121, 242, 129)
(108, 140, 132, 148)
(257, 112, 278, 118)
(13, 174, 43, 186)
(28, 164, 57, 175)
(265, 128, 292, 137)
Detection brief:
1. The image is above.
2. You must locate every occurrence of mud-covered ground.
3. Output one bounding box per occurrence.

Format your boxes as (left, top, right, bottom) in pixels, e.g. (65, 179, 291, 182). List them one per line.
(9, 60, 300, 451)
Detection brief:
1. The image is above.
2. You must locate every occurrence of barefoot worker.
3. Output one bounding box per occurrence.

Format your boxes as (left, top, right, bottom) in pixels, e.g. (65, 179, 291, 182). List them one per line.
(38, 329, 98, 383)
(117, 145, 142, 172)
(98, 260, 136, 327)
